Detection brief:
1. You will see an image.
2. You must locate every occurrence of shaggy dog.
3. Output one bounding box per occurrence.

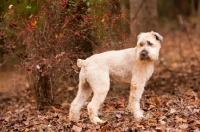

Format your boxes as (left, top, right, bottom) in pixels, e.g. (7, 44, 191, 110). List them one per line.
(69, 31, 163, 124)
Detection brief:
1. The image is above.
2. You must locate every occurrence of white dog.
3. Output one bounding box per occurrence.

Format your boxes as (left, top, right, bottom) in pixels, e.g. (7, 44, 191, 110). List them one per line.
(69, 31, 163, 124)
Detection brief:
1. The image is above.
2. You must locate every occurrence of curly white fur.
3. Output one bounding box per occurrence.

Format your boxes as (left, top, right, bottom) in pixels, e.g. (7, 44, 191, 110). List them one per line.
(69, 31, 163, 124)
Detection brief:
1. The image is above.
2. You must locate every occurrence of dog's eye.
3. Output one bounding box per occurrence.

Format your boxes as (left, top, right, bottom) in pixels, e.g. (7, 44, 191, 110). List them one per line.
(140, 43, 144, 47)
(148, 41, 153, 46)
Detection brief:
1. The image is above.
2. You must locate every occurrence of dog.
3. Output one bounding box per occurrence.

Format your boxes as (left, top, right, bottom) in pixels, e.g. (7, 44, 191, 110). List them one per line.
(69, 31, 163, 124)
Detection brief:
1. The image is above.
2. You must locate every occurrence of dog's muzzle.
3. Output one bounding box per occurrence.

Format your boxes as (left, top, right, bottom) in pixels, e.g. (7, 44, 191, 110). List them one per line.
(140, 50, 149, 60)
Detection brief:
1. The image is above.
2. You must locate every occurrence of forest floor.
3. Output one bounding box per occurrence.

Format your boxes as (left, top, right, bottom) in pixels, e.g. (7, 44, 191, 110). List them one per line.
(0, 29, 200, 131)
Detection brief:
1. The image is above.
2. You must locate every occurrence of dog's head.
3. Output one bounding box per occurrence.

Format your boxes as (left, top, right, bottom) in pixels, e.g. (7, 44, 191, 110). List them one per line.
(136, 31, 163, 61)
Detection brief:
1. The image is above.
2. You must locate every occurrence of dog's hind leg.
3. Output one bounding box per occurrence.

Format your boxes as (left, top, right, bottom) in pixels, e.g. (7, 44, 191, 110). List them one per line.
(69, 76, 92, 121)
(87, 71, 110, 124)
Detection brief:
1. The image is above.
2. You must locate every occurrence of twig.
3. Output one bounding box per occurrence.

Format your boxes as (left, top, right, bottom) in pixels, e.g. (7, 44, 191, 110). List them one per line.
(0, 60, 6, 67)
(50, 76, 53, 103)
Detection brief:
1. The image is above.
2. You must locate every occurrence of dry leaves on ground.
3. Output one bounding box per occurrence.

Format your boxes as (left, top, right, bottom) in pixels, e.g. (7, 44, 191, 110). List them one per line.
(0, 30, 200, 131)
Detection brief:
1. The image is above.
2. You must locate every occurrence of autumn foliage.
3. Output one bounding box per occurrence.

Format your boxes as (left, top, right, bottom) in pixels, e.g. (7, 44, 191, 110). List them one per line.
(3, 0, 130, 108)
(1, 0, 200, 131)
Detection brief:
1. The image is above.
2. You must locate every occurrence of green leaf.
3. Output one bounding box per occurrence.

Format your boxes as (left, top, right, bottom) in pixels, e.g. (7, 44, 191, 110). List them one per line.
(29, 14, 33, 19)
(26, 5, 32, 9)
(86, 2, 90, 7)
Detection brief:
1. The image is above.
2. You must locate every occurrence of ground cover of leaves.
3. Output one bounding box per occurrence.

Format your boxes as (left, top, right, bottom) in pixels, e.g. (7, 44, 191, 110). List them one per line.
(0, 30, 200, 131)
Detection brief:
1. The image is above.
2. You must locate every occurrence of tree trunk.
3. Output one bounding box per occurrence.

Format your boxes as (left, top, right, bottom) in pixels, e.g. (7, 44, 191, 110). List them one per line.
(0, 23, 5, 70)
(34, 73, 53, 110)
(190, 0, 196, 17)
(130, 0, 158, 37)
(196, 0, 200, 36)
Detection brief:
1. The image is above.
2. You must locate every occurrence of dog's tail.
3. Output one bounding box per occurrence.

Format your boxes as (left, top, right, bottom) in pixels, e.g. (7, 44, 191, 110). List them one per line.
(77, 59, 87, 67)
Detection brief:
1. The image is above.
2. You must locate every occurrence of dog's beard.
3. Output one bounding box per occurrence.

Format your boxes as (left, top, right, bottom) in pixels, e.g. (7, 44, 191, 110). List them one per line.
(140, 55, 150, 61)
(140, 53, 158, 61)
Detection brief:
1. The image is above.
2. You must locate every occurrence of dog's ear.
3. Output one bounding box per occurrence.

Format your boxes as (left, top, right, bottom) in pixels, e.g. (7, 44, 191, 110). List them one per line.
(151, 31, 163, 42)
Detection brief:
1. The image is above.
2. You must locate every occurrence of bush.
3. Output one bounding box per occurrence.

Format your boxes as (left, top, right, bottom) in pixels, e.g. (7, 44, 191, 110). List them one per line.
(3, 0, 130, 109)
(13, 0, 93, 109)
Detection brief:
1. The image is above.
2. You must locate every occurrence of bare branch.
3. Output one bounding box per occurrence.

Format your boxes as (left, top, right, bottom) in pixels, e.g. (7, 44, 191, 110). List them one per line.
(0, 60, 6, 67)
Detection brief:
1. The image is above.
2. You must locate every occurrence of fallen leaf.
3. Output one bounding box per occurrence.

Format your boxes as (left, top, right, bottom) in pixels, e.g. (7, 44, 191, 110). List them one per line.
(159, 119, 166, 125)
(115, 113, 121, 118)
(149, 119, 157, 123)
(72, 125, 82, 132)
(106, 105, 115, 112)
(170, 108, 176, 114)
(175, 115, 187, 123)
(185, 89, 197, 97)
(152, 96, 161, 106)
(179, 123, 188, 129)
(116, 101, 125, 108)
(52, 106, 62, 113)
(136, 122, 145, 129)
(155, 126, 165, 132)
(149, 104, 156, 110)
(31, 99, 36, 103)
(4, 116, 11, 122)
(149, 119, 157, 126)
(101, 124, 111, 132)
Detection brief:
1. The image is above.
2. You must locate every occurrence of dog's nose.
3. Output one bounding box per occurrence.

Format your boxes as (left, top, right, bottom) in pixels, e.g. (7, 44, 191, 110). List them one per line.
(141, 50, 148, 57)
(140, 50, 149, 60)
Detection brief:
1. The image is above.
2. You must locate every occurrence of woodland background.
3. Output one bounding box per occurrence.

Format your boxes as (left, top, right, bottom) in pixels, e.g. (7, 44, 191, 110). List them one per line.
(0, 0, 200, 131)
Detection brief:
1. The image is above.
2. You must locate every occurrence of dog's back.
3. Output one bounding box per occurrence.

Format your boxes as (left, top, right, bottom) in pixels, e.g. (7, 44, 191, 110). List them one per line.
(78, 48, 136, 67)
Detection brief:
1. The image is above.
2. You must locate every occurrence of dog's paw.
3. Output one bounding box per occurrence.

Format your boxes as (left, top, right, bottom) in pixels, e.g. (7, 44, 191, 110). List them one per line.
(69, 111, 80, 121)
(134, 109, 144, 119)
(90, 117, 107, 124)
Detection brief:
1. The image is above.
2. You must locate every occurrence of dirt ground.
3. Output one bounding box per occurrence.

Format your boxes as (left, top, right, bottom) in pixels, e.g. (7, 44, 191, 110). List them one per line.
(0, 30, 200, 131)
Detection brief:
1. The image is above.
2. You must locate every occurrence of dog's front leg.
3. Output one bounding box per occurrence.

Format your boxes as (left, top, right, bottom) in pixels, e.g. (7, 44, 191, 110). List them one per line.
(127, 80, 145, 119)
